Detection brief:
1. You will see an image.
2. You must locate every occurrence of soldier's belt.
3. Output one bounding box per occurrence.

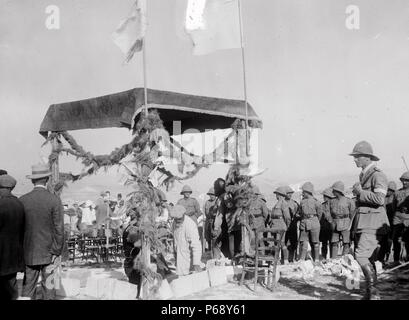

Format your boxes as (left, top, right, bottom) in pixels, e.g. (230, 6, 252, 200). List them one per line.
(270, 216, 283, 220)
(253, 214, 264, 218)
(333, 214, 350, 219)
(302, 214, 317, 219)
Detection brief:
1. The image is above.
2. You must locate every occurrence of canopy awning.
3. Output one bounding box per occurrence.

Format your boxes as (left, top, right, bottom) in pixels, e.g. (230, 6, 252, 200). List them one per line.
(39, 88, 262, 137)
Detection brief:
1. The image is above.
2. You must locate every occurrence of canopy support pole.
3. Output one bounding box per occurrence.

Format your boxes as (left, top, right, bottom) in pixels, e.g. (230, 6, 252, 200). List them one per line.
(50, 134, 60, 195)
(238, 0, 250, 156)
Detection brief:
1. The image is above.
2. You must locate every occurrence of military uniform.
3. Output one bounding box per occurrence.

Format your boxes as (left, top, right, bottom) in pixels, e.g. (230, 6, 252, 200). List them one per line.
(391, 188, 409, 263)
(320, 199, 333, 260)
(270, 198, 291, 262)
(176, 197, 202, 225)
(353, 164, 389, 267)
(330, 196, 355, 257)
(297, 197, 322, 261)
(285, 198, 299, 262)
(248, 196, 269, 231)
(204, 198, 217, 250)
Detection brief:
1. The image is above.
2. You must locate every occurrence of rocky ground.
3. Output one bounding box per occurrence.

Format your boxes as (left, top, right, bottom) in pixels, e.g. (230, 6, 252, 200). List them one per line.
(16, 256, 409, 300)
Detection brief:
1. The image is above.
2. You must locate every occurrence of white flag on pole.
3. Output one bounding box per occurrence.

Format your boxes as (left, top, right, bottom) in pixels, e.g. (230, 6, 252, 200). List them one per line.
(112, 0, 147, 63)
(185, 0, 242, 55)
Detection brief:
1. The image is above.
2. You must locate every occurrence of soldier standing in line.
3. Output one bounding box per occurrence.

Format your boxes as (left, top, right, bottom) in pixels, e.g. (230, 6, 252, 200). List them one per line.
(329, 181, 355, 258)
(349, 141, 390, 300)
(204, 188, 217, 252)
(248, 186, 269, 231)
(177, 185, 202, 225)
(269, 187, 292, 264)
(296, 182, 322, 262)
(284, 186, 299, 262)
(391, 172, 409, 266)
(378, 181, 397, 264)
(320, 188, 335, 261)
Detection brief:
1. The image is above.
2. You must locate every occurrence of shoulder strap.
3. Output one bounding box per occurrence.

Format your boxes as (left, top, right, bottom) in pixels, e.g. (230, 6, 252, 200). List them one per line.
(361, 167, 378, 187)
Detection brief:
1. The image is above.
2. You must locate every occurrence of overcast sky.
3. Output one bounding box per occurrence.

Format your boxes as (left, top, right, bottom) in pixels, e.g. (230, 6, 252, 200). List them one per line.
(2, 0, 409, 193)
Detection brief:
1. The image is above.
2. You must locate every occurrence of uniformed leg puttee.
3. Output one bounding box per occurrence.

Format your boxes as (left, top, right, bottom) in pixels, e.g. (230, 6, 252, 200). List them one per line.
(313, 243, 320, 262)
(342, 243, 350, 256)
(299, 242, 308, 261)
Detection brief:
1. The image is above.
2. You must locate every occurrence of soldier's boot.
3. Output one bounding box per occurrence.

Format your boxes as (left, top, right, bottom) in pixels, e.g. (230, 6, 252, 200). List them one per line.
(299, 242, 308, 261)
(361, 264, 380, 300)
(342, 243, 350, 256)
(331, 243, 338, 259)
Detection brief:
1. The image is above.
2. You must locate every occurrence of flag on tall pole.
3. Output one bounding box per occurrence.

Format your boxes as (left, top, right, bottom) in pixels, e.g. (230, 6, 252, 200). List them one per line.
(112, 0, 147, 63)
(185, 0, 242, 55)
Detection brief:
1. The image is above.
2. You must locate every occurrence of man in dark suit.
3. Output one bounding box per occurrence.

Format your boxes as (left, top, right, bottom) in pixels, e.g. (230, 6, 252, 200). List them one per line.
(0, 174, 25, 300)
(19, 164, 64, 300)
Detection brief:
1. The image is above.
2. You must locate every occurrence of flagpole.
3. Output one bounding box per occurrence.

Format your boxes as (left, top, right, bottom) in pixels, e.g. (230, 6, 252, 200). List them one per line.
(237, 0, 250, 155)
(142, 2, 148, 116)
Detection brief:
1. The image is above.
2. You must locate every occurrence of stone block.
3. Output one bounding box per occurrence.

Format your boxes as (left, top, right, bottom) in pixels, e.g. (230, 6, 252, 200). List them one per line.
(208, 266, 227, 287)
(56, 278, 81, 297)
(97, 278, 116, 299)
(170, 271, 210, 298)
(111, 280, 138, 300)
(84, 277, 99, 298)
(157, 279, 174, 300)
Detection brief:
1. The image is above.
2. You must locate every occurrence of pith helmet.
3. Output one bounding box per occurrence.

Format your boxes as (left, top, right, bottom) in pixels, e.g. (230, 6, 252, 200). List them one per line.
(180, 185, 193, 195)
(322, 187, 335, 198)
(274, 186, 288, 197)
(332, 181, 345, 195)
(349, 141, 380, 161)
(400, 172, 409, 181)
(285, 186, 295, 194)
(252, 186, 261, 195)
(387, 181, 397, 191)
(206, 187, 215, 196)
(301, 182, 314, 195)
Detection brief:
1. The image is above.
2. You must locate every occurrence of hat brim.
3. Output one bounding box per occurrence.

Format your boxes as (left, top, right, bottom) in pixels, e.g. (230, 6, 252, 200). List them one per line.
(349, 152, 380, 161)
(332, 189, 345, 195)
(180, 191, 192, 195)
(274, 191, 286, 197)
(26, 172, 52, 180)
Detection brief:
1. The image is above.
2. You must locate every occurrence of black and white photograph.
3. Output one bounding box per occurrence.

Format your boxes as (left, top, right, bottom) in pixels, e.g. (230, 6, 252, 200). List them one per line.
(1, 0, 409, 307)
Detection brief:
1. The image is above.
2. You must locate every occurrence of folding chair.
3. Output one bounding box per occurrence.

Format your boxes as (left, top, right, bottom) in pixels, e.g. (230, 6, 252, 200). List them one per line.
(240, 227, 284, 291)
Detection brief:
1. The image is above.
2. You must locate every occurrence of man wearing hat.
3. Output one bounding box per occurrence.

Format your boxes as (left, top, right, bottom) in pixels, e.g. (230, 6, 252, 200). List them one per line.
(269, 186, 292, 264)
(329, 181, 355, 258)
(204, 187, 217, 252)
(19, 164, 64, 300)
(391, 172, 409, 266)
(296, 182, 322, 262)
(349, 141, 389, 300)
(170, 205, 202, 276)
(95, 191, 112, 229)
(248, 185, 269, 231)
(176, 185, 202, 225)
(284, 186, 300, 262)
(0, 174, 25, 300)
(320, 188, 335, 261)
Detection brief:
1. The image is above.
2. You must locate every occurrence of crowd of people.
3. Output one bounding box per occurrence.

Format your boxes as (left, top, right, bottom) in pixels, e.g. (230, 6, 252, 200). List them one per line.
(1, 140, 409, 300)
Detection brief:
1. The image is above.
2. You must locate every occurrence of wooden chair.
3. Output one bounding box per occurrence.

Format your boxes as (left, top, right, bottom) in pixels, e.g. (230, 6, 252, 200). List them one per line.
(239, 227, 284, 291)
(67, 238, 78, 262)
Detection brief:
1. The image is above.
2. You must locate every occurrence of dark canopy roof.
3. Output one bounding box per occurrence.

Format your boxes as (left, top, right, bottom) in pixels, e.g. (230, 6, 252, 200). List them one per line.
(39, 88, 262, 137)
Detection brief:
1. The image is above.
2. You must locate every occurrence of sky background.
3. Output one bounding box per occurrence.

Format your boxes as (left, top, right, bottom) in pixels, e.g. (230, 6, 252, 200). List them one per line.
(1, 0, 409, 204)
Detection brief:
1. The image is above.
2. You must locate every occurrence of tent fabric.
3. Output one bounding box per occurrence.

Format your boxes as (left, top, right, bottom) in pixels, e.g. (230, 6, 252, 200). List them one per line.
(39, 88, 262, 137)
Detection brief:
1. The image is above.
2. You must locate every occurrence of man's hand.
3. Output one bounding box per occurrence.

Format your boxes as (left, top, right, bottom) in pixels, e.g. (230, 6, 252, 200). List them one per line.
(352, 183, 362, 196)
(51, 255, 59, 264)
(192, 265, 202, 273)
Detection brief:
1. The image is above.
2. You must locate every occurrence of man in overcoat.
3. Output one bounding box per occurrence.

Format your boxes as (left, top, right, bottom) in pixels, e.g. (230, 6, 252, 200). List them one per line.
(0, 174, 25, 300)
(19, 164, 64, 300)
